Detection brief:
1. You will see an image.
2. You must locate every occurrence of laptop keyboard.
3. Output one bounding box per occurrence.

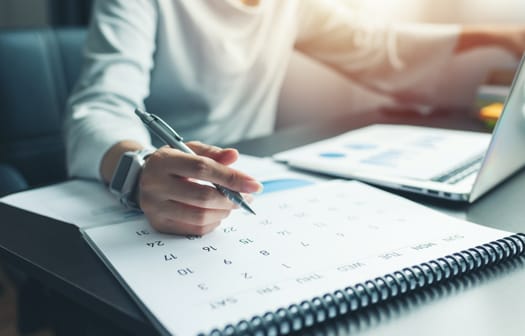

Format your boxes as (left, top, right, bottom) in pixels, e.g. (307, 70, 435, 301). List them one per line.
(431, 156, 484, 185)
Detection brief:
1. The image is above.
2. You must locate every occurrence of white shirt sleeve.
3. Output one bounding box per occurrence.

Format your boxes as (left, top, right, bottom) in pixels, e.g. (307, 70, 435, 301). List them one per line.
(64, 0, 158, 181)
(296, 0, 460, 103)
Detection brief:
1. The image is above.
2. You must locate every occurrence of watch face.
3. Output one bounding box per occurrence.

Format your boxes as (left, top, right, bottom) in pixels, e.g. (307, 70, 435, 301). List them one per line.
(111, 155, 134, 192)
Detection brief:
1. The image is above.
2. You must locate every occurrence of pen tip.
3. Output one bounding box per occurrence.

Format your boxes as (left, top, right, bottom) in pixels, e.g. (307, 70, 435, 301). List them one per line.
(243, 203, 256, 216)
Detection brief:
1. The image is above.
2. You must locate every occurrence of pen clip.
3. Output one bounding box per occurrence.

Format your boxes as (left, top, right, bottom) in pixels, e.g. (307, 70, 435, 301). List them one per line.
(151, 114, 184, 141)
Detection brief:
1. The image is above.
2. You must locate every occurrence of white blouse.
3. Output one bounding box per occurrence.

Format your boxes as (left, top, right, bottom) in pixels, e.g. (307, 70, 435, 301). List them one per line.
(65, 0, 459, 180)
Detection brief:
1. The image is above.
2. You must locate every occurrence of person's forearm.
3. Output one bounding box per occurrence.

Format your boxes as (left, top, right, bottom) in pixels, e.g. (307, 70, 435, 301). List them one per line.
(100, 140, 145, 184)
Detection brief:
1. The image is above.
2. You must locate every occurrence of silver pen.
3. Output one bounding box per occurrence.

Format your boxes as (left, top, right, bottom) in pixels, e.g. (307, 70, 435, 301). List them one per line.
(135, 108, 256, 215)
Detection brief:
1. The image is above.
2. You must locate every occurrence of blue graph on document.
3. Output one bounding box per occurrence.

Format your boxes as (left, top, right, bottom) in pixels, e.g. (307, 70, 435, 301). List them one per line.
(360, 150, 404, 167)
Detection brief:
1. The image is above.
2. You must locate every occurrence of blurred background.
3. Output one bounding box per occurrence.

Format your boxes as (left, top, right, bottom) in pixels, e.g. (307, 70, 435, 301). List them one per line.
(1, 0, 524, 28)
(348, 0, 525, 24)
(0, 0, 91, 28)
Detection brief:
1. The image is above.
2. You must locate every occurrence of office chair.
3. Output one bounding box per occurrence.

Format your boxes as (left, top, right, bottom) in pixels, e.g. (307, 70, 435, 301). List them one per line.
(0, 27, 89, 334)
(0, 28, 86, 197)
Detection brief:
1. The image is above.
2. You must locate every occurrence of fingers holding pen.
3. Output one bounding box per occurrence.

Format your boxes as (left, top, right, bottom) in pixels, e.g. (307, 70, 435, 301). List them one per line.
(186, 141, 239, 166)
(152, 146, 263, 194)
(142, 173, 239, 210)
(138, 145, 259, 234)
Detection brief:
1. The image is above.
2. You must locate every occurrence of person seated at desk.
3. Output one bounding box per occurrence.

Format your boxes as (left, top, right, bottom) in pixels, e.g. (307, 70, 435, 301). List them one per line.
(65, 0, 525, 235)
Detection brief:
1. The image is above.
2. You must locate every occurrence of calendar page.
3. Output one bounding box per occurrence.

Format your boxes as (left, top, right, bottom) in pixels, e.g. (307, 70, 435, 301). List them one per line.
(83, 180, 511, 336)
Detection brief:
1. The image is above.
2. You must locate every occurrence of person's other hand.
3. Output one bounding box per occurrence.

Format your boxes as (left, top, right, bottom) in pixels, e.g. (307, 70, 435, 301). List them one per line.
(138, 142, 262, 235)
(484, 26, 525, 58)
(499, 26, 525, 58)
(457, 25, 525, 59)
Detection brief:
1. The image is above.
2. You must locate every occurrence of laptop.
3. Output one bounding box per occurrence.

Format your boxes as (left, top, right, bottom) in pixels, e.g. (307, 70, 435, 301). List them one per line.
(274, 57, 525, 203)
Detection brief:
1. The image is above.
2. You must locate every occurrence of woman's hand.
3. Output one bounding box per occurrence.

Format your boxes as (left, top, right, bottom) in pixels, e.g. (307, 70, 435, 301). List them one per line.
(495, 26, 525, 58)
(138, 142, 262, 235)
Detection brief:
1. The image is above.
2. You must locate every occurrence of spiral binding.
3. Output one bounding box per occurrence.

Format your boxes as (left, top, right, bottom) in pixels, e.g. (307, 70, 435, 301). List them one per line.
(205, 233, 525, 336)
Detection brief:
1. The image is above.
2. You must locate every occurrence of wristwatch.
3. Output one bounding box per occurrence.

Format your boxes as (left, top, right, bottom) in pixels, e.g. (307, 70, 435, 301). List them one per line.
(109, 148, 155, 209)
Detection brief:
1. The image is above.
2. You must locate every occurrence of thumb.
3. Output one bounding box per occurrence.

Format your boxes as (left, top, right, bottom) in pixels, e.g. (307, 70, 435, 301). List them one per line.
(186, 141, 239, 165)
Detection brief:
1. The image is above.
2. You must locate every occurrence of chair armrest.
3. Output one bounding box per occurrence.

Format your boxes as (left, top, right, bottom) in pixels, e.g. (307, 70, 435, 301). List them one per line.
(0, 164, 28, 197)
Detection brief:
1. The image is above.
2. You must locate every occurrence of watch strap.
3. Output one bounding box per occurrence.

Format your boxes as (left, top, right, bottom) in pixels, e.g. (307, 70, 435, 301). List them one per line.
(110, 148, 156, 209)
